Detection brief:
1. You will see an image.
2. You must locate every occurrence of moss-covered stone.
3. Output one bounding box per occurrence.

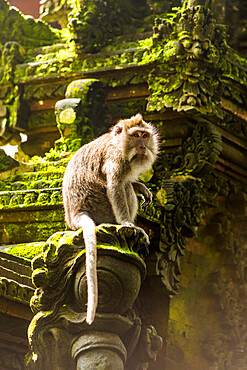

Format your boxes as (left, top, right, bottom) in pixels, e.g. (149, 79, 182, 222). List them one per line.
(0, 148, 67, 245)
(2, 242, 44, 260)
(0, 0, 60, 49)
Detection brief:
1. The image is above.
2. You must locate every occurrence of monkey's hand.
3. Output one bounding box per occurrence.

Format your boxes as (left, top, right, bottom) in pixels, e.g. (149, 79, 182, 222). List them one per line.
(141, 190, 152, 209)
(132, 182, 152, 209)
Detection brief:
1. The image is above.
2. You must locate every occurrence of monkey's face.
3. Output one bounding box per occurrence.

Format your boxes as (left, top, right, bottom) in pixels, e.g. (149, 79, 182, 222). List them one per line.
(127, 128, 151, 160)
(111, 114, 159, 165)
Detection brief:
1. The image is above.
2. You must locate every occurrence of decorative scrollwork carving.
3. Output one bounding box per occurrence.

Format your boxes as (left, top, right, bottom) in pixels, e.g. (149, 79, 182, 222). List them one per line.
(30, 225, 148, 314)
(155, 120, 222, 179)
(141, 119, 223, 295)
(0, 277, 33, 304)
(156, 178, 204, 294)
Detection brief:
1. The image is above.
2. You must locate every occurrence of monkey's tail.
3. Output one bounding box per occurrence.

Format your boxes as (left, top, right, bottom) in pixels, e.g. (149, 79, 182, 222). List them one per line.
(80, 214, 98, 325)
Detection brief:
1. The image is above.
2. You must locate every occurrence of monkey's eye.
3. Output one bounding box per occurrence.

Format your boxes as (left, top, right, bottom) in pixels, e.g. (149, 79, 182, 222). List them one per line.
(142, 133, 149, 139)
(133, 133, 140, 138)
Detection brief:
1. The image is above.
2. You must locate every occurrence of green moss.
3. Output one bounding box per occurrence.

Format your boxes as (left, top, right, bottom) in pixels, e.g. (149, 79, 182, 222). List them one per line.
(156, 188, 167, 206)
(1, 216, 65, 245)
(14, 36, 153, 83)
(14, 170, 64, 182)
(0, 181, 9, 191)
(2, 4, 244, 97)
(139, 168, 154, 183)
(97, 243, 139, 258)
(2, 242, 44, 260)
(138, 199, 164, 224)
(220, 47, 247, 85)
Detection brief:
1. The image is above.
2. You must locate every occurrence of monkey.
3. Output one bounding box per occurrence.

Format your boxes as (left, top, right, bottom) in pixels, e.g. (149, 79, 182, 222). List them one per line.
(62, 113, 159, 325)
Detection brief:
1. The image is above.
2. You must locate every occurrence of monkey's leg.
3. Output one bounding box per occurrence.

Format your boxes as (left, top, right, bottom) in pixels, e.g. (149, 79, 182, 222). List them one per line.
(125, 182, 139, 221)
(124, 183, 150, 244)
(106, 180, 149, 243)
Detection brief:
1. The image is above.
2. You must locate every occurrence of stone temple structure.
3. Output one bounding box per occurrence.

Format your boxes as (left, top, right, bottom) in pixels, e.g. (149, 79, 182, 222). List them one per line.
(0, 0, 247, 368)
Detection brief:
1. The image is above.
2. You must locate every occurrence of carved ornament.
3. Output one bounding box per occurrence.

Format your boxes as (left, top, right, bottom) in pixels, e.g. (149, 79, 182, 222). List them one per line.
(148, 5, 227, 115)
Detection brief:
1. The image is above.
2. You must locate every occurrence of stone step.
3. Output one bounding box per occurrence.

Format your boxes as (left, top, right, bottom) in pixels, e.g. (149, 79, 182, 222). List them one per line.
(0, 187, 62, 209)
(0, 251, 34, 305)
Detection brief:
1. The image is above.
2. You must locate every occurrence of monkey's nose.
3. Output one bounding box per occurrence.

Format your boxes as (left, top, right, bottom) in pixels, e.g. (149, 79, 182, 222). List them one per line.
(137, 144, 146, 155)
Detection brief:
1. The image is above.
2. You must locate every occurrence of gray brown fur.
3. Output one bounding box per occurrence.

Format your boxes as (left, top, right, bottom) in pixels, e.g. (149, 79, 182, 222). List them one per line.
(62, 113, 159, 324)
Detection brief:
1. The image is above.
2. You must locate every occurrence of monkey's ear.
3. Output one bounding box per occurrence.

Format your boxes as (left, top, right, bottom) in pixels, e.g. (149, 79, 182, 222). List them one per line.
(112, 125, 122, 135)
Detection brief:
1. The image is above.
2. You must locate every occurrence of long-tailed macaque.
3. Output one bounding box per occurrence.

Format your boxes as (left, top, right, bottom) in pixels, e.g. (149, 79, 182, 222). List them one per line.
(62, 113, 159, 324)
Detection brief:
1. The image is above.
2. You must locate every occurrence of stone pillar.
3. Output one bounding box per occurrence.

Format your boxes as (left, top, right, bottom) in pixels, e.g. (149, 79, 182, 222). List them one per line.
(72, 331, 127, 369)
(26, 225, 162, 369)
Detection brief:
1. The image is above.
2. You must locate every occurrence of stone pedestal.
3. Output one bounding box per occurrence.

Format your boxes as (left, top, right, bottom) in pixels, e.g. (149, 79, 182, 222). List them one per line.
(27, 225, 162, 369)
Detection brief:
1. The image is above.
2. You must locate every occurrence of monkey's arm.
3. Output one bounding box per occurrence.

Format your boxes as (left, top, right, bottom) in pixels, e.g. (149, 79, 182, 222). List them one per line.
(103, 158, 133, 223)
(132, 182, 152, 208)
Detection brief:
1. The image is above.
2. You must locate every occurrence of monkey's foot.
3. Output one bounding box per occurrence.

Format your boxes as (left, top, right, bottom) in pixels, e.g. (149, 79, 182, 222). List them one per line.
(96, 223, 150, 259)
(135, 226, 150, 244)
(122, 222, 150, 244)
